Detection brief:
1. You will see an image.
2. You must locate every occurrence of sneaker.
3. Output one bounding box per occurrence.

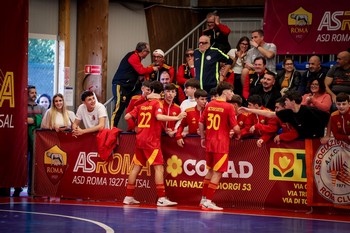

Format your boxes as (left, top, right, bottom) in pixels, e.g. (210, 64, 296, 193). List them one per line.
(201, 200, 223, 211)
(123, 196, 140, 205)
(199, 197, 206, 207)
(157, 197, 177, 207)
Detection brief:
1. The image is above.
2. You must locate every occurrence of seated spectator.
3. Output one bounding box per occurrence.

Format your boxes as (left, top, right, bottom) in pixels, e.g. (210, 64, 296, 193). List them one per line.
(176, 89, 207, 147)
(72, 90, 109, 136)
(325, 51, 350, 111)
(255, 97, 298, 147)
(146, 49, 175, 82)
(160, 70, 185, 105)
(241, 95, 271, 138)
(276, 58, 301, 95)
(250, 70, 281, 111)
(36, 93, 51, 110)
(301, 78, 332, 112)
(242, 56, 270, 100)
(125, 81, 152, 132)
(239, 90, 330, 139)
(321, 93, 350, 144)
(162, 83, 181, 137)
(298, 55, 328, 95)
(41, 93, 75, 131)
(176, 48, 195, 88)
(227, 36, 250, 97)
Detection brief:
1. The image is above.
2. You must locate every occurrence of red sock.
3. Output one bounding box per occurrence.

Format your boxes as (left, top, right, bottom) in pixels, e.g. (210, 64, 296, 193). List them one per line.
(126, 184, 135, 197)
(156, 184, 165, 198)
(202, 178, 210, 198)
(206, 182, 218, 201)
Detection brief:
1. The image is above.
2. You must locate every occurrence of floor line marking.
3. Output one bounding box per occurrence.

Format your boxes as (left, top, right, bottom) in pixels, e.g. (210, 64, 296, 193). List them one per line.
(0, 209, 115, 233)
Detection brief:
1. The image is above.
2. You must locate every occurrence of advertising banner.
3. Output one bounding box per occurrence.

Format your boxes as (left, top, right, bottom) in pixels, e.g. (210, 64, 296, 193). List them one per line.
(307, 138, 350, 209)
(0, 0, 28, 187)
(264, 0, 350, 54)
(34, 131, 309, 210)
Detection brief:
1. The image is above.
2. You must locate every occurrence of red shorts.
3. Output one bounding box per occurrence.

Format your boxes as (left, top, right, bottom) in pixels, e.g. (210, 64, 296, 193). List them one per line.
(205, 152, 228, 173)
(133, 147, 164, 167)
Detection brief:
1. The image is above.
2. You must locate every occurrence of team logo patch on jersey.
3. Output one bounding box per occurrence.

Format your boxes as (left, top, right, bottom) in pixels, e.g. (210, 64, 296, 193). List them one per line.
(314, 138, 350, 204)
(206, 55, 212, 61)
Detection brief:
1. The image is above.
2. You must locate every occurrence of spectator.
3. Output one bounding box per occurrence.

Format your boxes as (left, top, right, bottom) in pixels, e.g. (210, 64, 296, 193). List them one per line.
(180, 79, 200, 112)
(146, 49, 175, 83)
(159, 71, 185, 105)
(250, 70, 281, 111)
(325, 51, 350, 110)
(41, 93, 75, 131)
(124, 81, 152, 132)
(277, 58, 301, 95)
(199, 82, 240, 211)
(202, 12, 231, 53)
(176, 89, 207, 147)
(255, 97, 299, 147)
(321, 93, 350, 144)
(242, 56, 270, 100)
(162, 83, 181, 137)
(36, 93, 51, 110)
(123, 81, 186, 206)
(240, 95, 271, 139)
(16, 85, 46, 196)
(176, 48, 195, 88)
(227, 94, 248, 130)
(111, 42, 157, 128)
(241, 29, 277, 89)
(239, 90, 330, 139)
(227, 36, 251, 97)
(301, 78, 332, 112)
(72, 90, 109, 137)
(194, 35, 233, 97)
(298, 55, 328, 95)
(220, 61, 235, 86)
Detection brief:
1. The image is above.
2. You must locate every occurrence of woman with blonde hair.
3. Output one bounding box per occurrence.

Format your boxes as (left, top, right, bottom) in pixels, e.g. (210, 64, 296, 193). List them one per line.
(41, 93, 75, 131)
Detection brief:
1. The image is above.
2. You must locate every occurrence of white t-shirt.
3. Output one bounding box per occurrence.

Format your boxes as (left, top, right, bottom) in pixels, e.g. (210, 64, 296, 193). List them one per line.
(75, 102, 109, 129)
(246, 43, 277, 73)
(227, 48, 245, 74)
(41, 110, 76, 129)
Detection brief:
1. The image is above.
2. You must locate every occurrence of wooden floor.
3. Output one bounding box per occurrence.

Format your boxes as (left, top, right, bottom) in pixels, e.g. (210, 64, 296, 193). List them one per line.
(1, 191, 350, 233)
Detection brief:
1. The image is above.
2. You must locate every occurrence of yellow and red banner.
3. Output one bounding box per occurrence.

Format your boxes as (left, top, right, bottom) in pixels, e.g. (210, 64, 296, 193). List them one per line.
(0, 0, 28, 187)
(264, 0, 350, 54)
(34, 131, 310, 210)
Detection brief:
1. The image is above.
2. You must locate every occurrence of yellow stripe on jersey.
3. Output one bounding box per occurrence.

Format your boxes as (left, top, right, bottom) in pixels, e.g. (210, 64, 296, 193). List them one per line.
(147, 149, 159, 165)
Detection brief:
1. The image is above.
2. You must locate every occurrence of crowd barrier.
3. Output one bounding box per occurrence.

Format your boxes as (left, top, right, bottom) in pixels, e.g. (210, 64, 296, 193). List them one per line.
(33, 130, 350, 210)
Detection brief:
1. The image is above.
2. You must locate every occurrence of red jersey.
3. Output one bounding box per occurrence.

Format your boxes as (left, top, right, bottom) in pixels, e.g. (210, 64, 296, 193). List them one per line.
(176, 64, 195, 86)
(129, 99, 164, 149)
(200, 99, 238, 153)
(175, 106, 202, 140)
(330, 109, 350, 144)
(161, 100, 181, 131)
(237, 112, 250, 129)
(241, 107, 271, 138)
(125, 94, 143, 131)
(255, 116, 298, 143)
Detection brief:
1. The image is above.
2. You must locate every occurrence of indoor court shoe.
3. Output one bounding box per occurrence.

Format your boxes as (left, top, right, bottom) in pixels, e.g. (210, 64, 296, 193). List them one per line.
(123, 196, 140, 205)
(157, 197, 177, 207)
(199, 197, 206, 207)
(201, 200, 223, 211)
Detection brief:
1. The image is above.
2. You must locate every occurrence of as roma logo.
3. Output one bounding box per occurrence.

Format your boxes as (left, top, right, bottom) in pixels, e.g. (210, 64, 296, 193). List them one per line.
(44, 145, 67, 185)
(288, 7, 312, 43)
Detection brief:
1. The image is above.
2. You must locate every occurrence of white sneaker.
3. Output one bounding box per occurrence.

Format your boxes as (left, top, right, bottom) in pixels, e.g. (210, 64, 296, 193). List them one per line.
(157, 197, 177, 207)
(199, 197, 206, 207)
(123, 196, 140, 205)
(201, 200, 223, 211)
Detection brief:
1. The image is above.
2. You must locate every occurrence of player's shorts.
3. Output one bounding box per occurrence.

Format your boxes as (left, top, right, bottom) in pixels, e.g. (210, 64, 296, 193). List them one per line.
(205, 152, 228, 173)
(133, 147, 163, 167)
